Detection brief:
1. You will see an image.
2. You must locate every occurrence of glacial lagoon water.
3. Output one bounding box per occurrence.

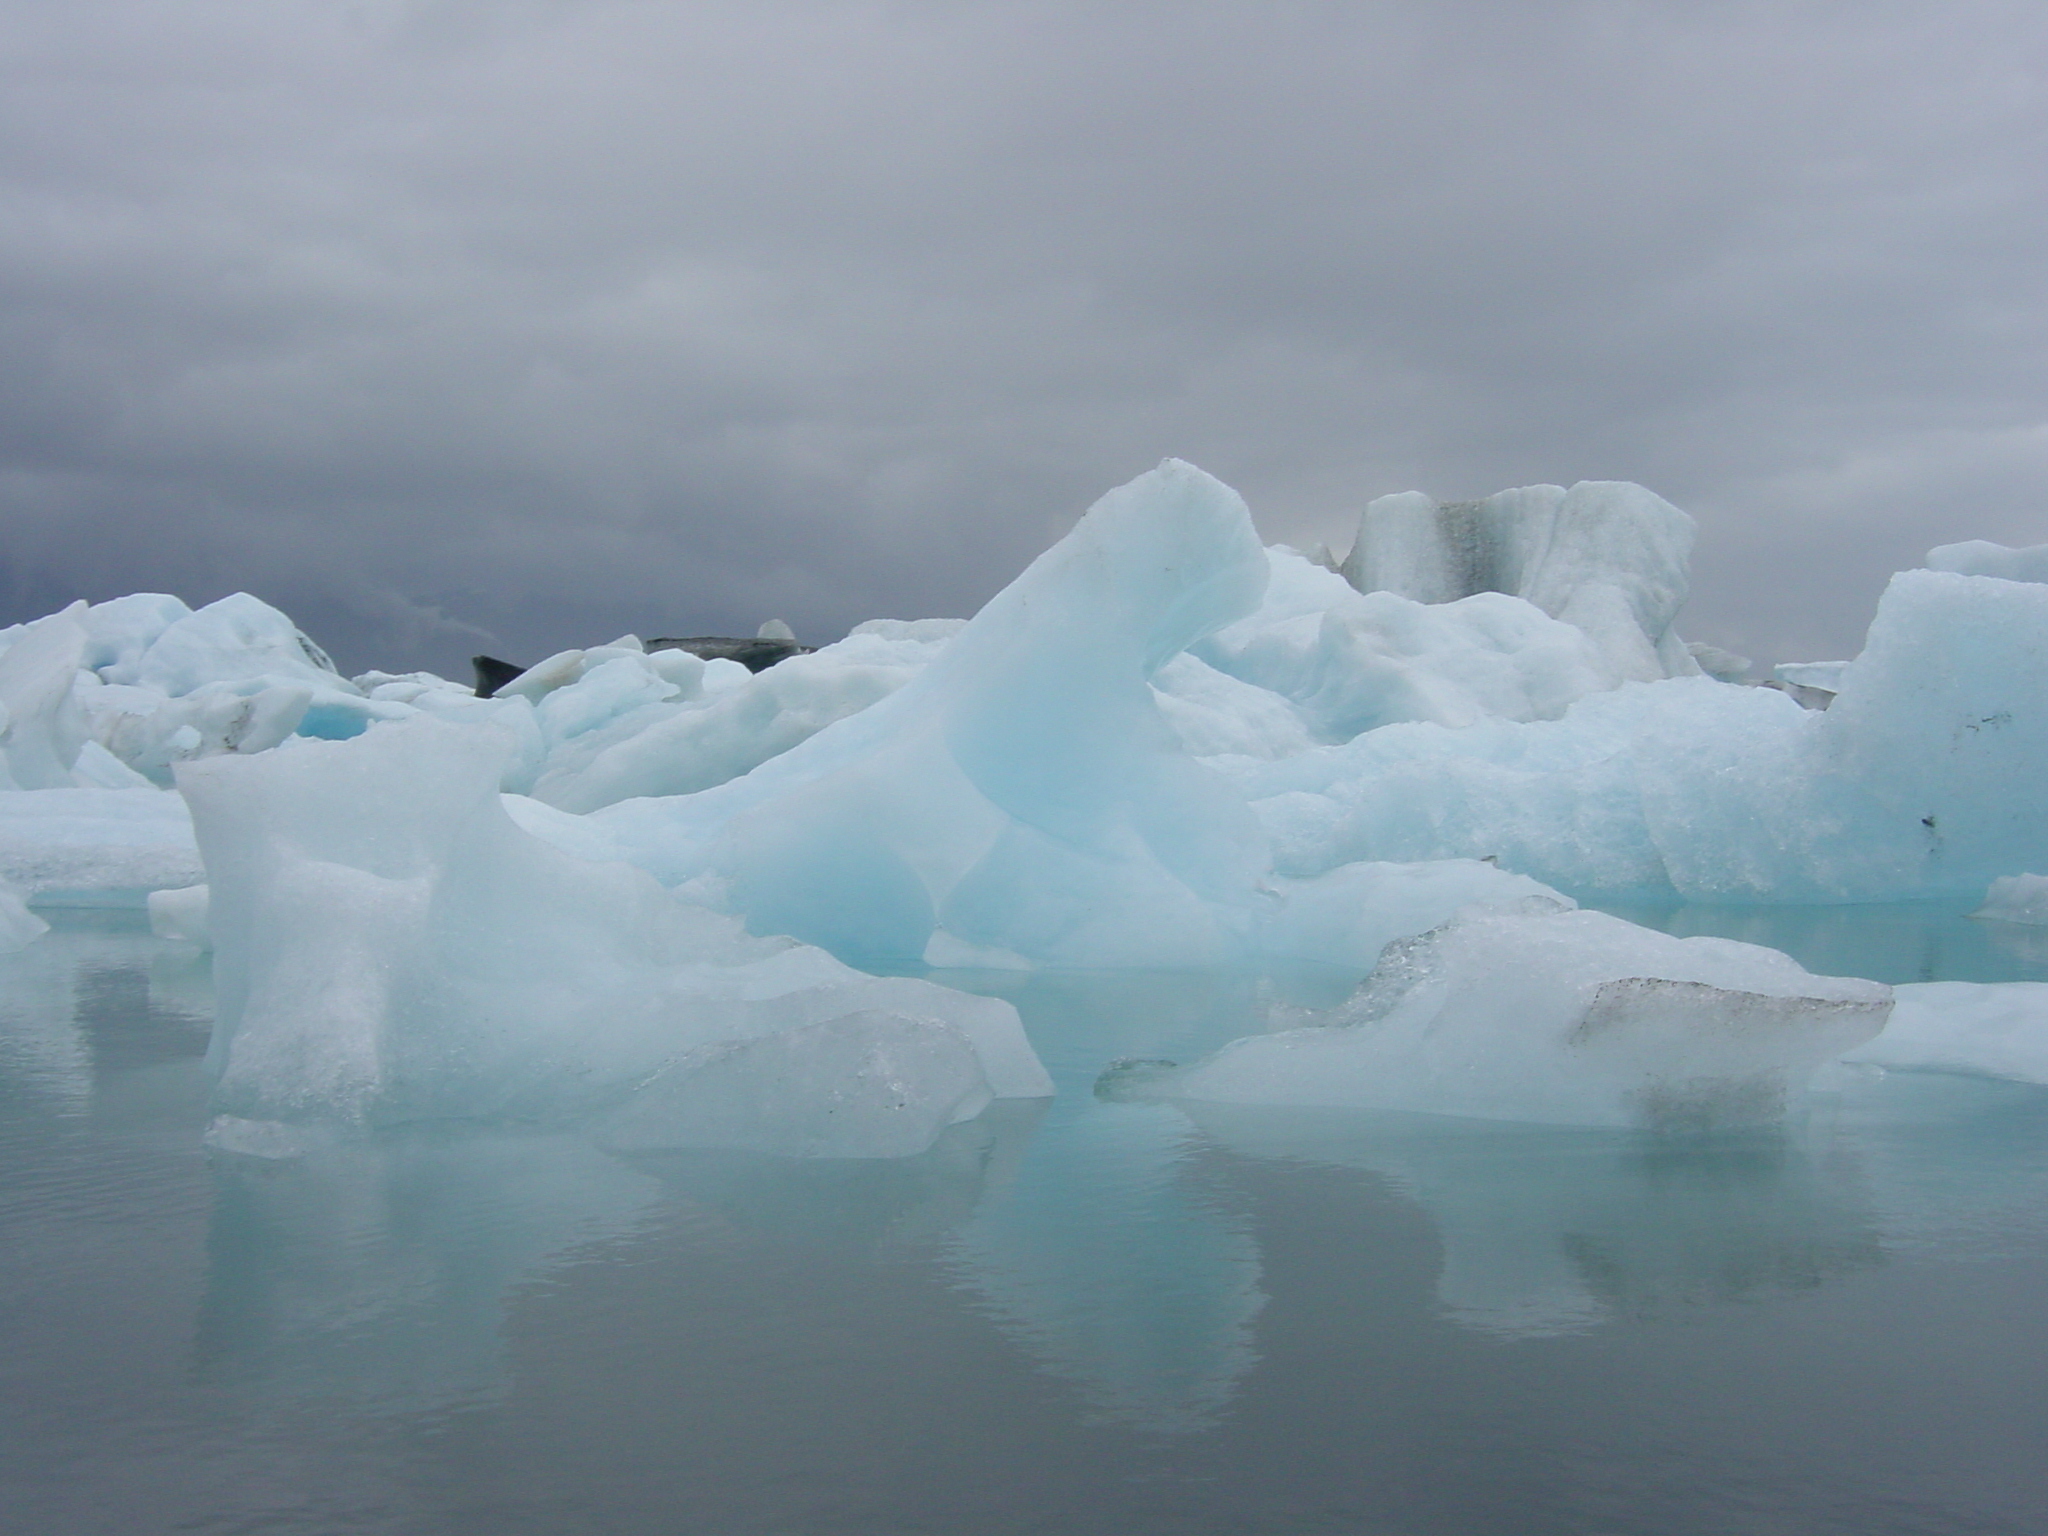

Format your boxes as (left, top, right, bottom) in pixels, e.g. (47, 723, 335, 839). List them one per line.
(5, 909, 2048, 1535)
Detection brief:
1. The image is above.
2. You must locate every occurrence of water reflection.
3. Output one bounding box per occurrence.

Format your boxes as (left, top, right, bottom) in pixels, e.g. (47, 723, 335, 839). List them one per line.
(1177, 1104, 1887, 1336)
(950, 1101, 1265, 1433)
(10, 922, 2048, 1530)
(0, 914, 210, 1110)
(195, 1130, 664, 1410)
(193, 1101, 1051, 1414)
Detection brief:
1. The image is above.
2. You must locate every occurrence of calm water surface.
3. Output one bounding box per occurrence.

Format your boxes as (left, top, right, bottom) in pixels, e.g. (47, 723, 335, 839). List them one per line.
(3, 909, 2047, 1534)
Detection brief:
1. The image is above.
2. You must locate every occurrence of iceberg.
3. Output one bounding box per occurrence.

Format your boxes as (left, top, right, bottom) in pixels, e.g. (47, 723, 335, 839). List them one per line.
(6, 456, 2048, 1152)
(1228, 566, 2048, 903)
(1193, 548, 1625, 742)
(179, 714, 1048, 1150)
(1109, 904, 1892, 1128)
(1843, 982, 2048, 1085)
(1972, 873, 2048, 926)
(0, 786, 202, 905)
(1340, 481, 1700, 683)
(0, 603, 91, 790)
(521, 620, 960, 812)
(580, 460, 1281, 968)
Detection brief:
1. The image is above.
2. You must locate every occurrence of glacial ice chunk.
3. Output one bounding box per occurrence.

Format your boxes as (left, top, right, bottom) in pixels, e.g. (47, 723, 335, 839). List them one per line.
(0, 786, 202, 904)
(147, 883, 211, 947)
(1972, 874, 2048, 926)
(1193, 549, 1623, 742)
(1773, 660, 1849, 694)
(126, 592, 344, 696)
(583, 460, 1276, 968)
(526, 625, 949, 812)
(77, 593, 193, 679)
(1227, 565, 2048, 903)
(1117, 905, 1891, 1128)
(1341, 481, 1699, 683)
(1844, 982, 2048, 1085)
(178, 714, 1048, 1146)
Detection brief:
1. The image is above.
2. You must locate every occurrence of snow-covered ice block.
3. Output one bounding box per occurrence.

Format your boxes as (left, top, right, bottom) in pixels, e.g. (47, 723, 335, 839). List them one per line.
(0, 787, 202, 905)
(178, 714, 1048, 1147)
(1112, 904, 1890, 1128)
(1972, 874, 2048, 926)
(1844, 982, 2048, 1085)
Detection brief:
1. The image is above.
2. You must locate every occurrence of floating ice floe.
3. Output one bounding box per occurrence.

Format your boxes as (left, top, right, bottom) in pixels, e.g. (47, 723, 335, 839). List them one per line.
(1972, 873, 2048, 926)
(0, 786, 201, 906)
(1104, 903, 1893, 1129)
(1842, 982, 2048, 1086)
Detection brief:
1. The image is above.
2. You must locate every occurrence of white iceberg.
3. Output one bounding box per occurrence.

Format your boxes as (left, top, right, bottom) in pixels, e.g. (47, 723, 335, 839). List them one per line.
(1111, 904, 1892, 1128)
(1844, 982, 2048, 1085)
(1229, 565, 2048, 903)
(580, 459, 1280, 968)
(1971, 873, 2048, 926)
(0, 786, 202, 905)
(180, 714, 1048, 1150)
(1194, 548, 1625, 742)
(1340, 481, 1700, 683)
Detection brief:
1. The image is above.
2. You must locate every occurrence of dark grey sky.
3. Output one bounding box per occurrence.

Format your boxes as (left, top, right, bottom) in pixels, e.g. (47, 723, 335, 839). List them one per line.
(4, 0, 2045, 676)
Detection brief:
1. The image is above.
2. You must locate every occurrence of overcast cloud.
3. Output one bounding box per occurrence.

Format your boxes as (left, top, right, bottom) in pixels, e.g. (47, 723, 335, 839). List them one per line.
(2, 0, 2045, 676)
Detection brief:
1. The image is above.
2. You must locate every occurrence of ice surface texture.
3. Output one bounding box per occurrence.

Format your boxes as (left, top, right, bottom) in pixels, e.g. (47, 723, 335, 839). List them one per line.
(180, 714, 1048, 1153)
(1112, 904, 1892, 1128)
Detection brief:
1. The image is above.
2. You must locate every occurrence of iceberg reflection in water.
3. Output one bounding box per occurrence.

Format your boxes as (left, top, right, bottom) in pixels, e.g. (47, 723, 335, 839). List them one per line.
(6, 917, 2048, 1533)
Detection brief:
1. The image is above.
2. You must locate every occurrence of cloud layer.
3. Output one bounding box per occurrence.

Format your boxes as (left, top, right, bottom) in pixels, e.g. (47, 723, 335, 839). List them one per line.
(4, 1, 2045, 674)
